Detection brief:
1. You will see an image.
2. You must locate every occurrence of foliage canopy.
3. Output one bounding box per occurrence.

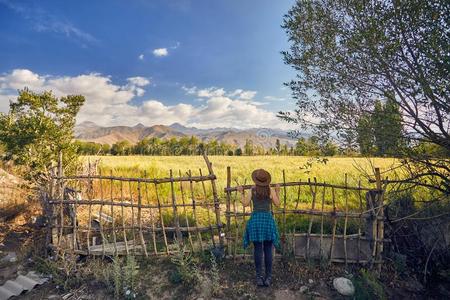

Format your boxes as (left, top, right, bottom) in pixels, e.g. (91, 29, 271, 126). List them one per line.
(281, 0, 449, 192)
(0, 89, 85, 181)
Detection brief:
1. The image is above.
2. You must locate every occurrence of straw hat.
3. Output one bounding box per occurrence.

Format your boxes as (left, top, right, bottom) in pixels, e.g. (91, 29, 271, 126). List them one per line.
(251, 169, 271, 186)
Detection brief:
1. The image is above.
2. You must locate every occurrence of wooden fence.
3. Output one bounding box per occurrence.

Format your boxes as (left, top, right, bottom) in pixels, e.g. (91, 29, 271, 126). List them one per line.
(224, 167, 388, 266)
(47, 154, 224, 256)
(47, 155, 388, 266)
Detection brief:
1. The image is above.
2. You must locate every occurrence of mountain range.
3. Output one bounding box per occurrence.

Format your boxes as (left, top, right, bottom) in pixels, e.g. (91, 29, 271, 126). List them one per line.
(74, 121, 297, 149)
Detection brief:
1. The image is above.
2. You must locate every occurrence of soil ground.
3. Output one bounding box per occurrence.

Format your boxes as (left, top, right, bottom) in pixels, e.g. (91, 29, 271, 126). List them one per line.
(0, 213, 432, 300)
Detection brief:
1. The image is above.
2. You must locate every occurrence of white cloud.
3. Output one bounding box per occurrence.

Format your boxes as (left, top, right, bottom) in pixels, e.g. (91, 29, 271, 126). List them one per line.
(0, 69, 290, 129)
(138, 54, 144, 60)
(127, 76, 150, 87)
(152, 48, 168, 57)
(264, 95, 286, 101)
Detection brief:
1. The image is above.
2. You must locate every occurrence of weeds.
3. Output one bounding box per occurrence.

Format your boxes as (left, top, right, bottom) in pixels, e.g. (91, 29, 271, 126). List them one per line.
(34, 252, 81, 291)
(209, 250, 221, 296)
(353, 269, 386, 300)
(169, 243, 201, 286)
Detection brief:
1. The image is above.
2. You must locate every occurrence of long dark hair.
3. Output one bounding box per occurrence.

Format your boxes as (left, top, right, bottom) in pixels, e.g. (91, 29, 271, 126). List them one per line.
(253, 185, 270, 199)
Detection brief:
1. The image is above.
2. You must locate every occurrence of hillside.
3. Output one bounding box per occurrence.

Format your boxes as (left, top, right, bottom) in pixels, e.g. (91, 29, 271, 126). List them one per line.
(74, 121, 296, 149)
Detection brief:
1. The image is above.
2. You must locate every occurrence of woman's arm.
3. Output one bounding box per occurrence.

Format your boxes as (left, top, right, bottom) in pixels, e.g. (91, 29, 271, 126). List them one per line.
(236, 186, 252, 207)
(270, 184, 281, 207)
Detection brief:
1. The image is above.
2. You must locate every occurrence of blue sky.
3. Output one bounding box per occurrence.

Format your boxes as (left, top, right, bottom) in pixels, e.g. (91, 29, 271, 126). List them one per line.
(0, 0, 296, 129)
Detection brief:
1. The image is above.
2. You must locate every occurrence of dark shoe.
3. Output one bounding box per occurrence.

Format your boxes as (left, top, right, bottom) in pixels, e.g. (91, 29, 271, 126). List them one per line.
(264, 276, 272, 287)
(256, 276, 265, 287)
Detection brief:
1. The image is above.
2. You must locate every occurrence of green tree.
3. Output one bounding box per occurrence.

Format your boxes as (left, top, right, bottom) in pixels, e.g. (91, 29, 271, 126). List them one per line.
(234, 148, 243, 156)
(101, 143, 111, 155)
(244, 139, 254, 156)
(0, 89, 85, 181)
(321, 141, 338, 156)
(275, 139, 281, 154)
(357, 114, 375, 155)
(111, 140, 132, 155)
(280, 0, 449, 192)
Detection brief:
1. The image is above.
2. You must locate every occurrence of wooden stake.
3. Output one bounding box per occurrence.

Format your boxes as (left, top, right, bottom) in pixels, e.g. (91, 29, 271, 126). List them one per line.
(57, 151, 64, 249)
(120, 180, 129, 255)
(282, 170, 287, 250)
(155, 183, 169, 254)
(129, 181, 136, 255)
(306, 178, 317, 261)
(144, 171, 158, 255)
(232, 189, 239, 259)
(188, 170, 204, 252)
(226, 166, 232, 256)
(179, 170, 194, 251)
(110, 170, 117, 256)
(170, 170, 183, 244)
(203, 154, 224, 247)
(357, 180, 363, 264)
(86, 169, 93, 255)
(137, 179, 148, 257)
(99, 171, 106, 257)
(329, 187, 337, 265)
(343, 174, 348, 267)
(199, 168, 216, 247)
(319, 183, 325, 261)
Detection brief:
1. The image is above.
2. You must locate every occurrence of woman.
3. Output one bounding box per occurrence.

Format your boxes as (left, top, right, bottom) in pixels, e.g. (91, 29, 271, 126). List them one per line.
(237, 169, 280, 287)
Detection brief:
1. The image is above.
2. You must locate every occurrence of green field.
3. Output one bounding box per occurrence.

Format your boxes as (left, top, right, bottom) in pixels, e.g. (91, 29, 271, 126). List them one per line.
(80, 155, 402, 211)
(85, 155, 398, 191)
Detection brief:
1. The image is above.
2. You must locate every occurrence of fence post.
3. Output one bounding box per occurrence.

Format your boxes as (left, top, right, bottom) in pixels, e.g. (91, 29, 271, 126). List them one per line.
(374, 167, 384, 272)
(203, 153, 224, 248)
(169, 169, 183, 244)
(56, 151, 64, 249)
(226, 166, 232, 256)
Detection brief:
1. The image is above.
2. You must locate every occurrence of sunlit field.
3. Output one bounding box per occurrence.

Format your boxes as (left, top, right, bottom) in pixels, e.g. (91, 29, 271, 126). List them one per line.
(84, 155, 399, 191)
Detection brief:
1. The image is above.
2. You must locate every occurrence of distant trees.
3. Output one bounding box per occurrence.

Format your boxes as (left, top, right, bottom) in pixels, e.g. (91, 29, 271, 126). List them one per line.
(0, 89, 85, 181)
(74, 136, 341, 157)
(357, 98, 405, 156)
(294, 136, 338, 156)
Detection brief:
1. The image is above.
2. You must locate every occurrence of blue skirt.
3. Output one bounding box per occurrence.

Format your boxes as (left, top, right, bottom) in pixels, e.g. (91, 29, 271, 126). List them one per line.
(243, 211, 280, 249)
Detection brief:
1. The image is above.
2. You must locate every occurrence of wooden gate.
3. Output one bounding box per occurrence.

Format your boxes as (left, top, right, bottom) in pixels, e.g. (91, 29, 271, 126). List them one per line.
(224, 167, 387, 266)
(47, 154, 224, 256)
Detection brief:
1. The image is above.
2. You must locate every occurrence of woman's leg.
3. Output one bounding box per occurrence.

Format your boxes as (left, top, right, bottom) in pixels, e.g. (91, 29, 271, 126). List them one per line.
(263, 240, 273, 281)
(253, 241, 264, 280)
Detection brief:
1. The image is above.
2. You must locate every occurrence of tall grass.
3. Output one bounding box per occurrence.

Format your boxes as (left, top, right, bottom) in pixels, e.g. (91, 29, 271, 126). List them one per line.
(84, 155, 399, 191)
